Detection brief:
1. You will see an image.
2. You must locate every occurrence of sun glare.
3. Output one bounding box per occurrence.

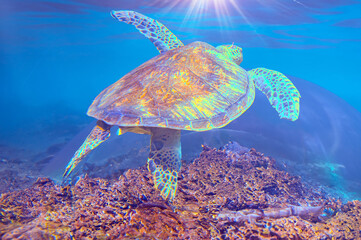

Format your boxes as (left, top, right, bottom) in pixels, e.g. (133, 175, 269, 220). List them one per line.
(148, 0, 308, 28)
(149, 0, 249, 27)
(183, 0, 248, 26)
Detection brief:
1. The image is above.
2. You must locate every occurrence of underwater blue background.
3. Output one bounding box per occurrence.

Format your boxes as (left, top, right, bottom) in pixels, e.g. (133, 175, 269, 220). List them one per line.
(1, 0, 361, 198)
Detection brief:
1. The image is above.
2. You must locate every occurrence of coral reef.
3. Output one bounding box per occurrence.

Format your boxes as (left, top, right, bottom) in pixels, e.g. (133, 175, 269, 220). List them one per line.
(1, 144, 360, 239)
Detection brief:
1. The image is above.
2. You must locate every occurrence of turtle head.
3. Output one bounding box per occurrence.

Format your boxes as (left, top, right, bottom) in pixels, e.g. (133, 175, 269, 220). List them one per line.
(216, 44, 243, 65)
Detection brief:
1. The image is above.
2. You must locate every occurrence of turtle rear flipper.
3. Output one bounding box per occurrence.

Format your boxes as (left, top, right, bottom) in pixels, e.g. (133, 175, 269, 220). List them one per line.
(111, 10, 184, 53)
(248, 68, 301, 121)
(63, 121, 111, 180)
(147, 128, 181, 201)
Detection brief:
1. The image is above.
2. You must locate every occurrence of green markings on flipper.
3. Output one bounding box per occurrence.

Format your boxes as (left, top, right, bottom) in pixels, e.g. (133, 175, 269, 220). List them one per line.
(248, 68, 301, 121)
(63, 121, 111, 179)
(111, 10, 184, 53)
(147, 128, 181, 201)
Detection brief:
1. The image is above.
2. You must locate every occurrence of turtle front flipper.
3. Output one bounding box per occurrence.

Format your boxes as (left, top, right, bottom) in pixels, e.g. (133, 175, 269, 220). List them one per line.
(148, 128, 181, 201)
(248, 68, 301, 121)
(63, 120, 111, 179)
(111, 10, 184, 53)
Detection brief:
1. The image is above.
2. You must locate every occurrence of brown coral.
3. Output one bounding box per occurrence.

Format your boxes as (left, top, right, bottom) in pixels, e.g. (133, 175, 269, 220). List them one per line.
(0, 145, 360, 239)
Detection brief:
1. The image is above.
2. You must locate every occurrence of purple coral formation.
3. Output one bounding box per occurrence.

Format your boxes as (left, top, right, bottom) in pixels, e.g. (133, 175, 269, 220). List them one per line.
(1, 144, 360, 239)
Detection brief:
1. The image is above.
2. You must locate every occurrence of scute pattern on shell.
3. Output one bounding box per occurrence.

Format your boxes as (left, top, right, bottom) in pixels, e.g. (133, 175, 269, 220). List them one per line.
(87, 41, 254, 131)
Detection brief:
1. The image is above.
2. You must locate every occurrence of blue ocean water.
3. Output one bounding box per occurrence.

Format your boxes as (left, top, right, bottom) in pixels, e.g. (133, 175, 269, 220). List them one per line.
(1, 0, 361, 198)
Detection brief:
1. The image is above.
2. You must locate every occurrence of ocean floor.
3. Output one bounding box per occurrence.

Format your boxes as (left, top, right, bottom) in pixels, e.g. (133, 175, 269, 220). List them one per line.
(1, 143, 361, 239)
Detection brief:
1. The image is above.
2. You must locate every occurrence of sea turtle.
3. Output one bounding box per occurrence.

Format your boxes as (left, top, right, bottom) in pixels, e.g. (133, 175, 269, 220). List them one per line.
(63, 10, 301, 201)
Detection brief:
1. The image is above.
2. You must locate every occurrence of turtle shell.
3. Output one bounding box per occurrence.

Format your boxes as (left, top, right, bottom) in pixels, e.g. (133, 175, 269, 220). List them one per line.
(87, 41, 255, 131)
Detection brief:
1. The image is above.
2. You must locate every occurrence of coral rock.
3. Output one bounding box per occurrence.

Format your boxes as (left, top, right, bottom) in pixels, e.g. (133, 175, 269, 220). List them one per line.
(0, 145, 360, 239)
